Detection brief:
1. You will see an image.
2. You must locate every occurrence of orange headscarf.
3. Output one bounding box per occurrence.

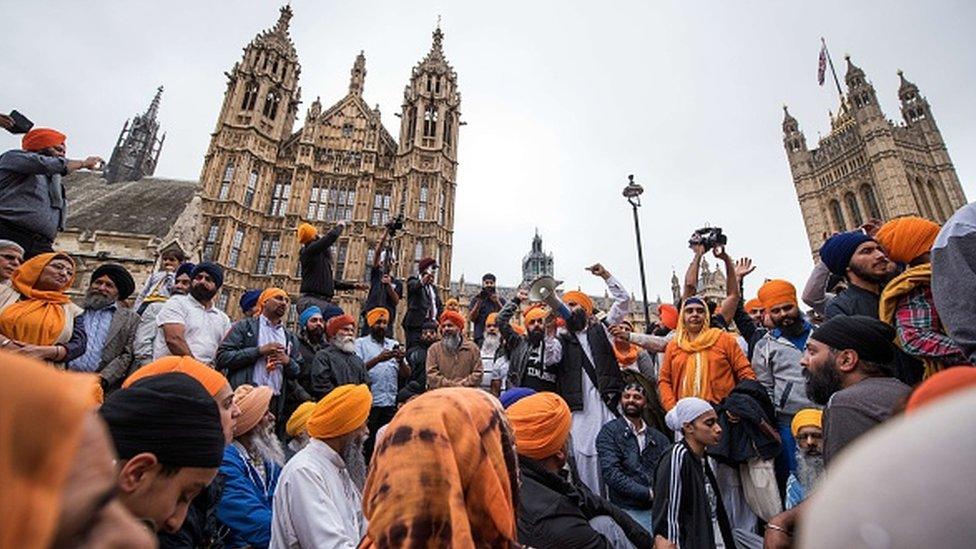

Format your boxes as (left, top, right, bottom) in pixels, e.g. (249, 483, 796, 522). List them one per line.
(743, 298, 764, 313)
(0, 253, 74, 346)
(256, 287, 289, 314)
(307, 384, 372, 439)
(0, 351, 100, 549)
(658, 303, 679, 330)
(875, 216, 940, 264)
(906, 367, 976, 413)
(757, 279, 797, 310)
(523, 305, 548, 324)
(506, 391, 572, 460)
(123, 356, 229, 396)
(562, 290, 593, 315)
(675, 298, 724, 400)
(362, 388, 519, 548)
(297, 223, 318, 245)
(22, 128, 66, 152)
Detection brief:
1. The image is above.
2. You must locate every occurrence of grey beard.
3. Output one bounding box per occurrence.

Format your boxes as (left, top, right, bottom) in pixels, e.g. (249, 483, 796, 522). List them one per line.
(251, 425, 286, 467)
(332, 335, 356, 354)
(341, 435, 368, 492)
(795, 449, 825, 491)
(481, 333, 501, 355)
(442, 333, 461, 354)
(83, 292, 116, 311)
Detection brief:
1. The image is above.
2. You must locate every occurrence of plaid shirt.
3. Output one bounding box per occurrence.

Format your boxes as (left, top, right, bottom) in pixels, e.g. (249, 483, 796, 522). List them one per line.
(895, 285, 969, 365)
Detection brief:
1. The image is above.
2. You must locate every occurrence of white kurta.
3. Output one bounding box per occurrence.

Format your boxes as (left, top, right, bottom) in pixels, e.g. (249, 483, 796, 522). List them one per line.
(270, 439, 366, 548)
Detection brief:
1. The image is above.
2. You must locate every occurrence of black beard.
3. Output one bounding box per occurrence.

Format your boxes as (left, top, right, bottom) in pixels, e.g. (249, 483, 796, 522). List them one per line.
(420, 337, 437, 349)
(305, 327, 324, 342)
(83, 292, 116, 311)
(190, 284, 218, 302)
(567, 309, 588, 332)
(777, 312, 804, 335)
(370, 327, 386, 341)
(804, 358, 843, 406)
(527, 328, 544, 345)
(623, 405, 643, 418)
(849, 262, 885, 285)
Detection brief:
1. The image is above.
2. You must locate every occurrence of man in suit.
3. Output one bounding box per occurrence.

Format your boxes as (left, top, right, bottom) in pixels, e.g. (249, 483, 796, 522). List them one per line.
(216, 287, 305, 438)
(402, 257, 443, 348)
(67, 263, 139, 393)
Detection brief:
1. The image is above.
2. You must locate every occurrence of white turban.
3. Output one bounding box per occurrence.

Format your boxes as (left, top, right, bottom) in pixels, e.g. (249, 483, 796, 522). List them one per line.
(665, 397, 714, 433)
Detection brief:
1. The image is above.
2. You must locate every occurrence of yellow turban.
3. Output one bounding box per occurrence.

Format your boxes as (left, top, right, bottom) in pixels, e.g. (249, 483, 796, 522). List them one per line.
(297, 223, 318, 245)
(875, 216, 940, 264)
(366, 307, 390, 327)
(791, 408, 823, 437)
(562, 290, 593, 315)
(307, 384, 372, 440)
(445, 298, 460, 311)
(286, 402, 316, 437)
(506, 392, 572, 460)
(523, 305, 548, 324)
(485, 312, 498, 327)
(757, 279, 797, 310)
(232, 384, 273, 436)
(256, 287, 289, 313)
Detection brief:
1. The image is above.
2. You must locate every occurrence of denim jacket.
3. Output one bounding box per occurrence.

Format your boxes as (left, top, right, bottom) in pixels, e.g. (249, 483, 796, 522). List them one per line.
(596, 416, 671, 510)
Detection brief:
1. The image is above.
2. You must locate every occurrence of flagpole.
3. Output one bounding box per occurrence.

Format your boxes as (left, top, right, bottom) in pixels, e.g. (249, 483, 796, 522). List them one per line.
(821, 37, 844, 100)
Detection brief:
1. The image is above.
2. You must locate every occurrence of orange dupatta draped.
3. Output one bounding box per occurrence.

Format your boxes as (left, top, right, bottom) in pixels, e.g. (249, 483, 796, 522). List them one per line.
(674, 298, 724, 400)
(0, 253, 74, 346)
(360, 388, 520, 548)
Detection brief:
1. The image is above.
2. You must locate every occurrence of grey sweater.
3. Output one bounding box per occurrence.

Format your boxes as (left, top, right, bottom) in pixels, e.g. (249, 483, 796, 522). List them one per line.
(0, 149, 68, 240)
(932, 202, 976, 365)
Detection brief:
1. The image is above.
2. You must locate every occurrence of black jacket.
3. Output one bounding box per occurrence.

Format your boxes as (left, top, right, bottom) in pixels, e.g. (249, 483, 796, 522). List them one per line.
(497, 298, 555, 390)
(557, 324, 624, 412)
(652, 441, 734, 549)
(299, 225, 355, 299)
(308, 345, 369, 399)
(401, 276, 442, 331)
(517, 457, 652, 549)
(398, 344, 428, 403)
(596, 417, 671, 510)
(711, 380, 782, 466)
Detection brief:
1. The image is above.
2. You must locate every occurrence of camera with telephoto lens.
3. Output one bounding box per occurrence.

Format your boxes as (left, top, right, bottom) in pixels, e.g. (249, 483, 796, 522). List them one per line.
(385, 213, 405, 235)
(688, 226, 728, 250)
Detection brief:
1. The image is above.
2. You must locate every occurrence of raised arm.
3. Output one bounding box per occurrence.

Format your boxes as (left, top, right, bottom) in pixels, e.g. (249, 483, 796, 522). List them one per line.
(715, 248, 741, 323)
(682, 246, 706, 300)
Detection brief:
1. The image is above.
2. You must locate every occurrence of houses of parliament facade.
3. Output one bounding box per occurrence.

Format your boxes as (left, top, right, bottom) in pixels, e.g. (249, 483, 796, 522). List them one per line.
(195, 6, 461, 319)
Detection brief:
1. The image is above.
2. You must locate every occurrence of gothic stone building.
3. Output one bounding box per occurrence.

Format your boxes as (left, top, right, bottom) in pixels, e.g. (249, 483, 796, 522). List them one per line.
(784, 55, 967, 257)
(197, 6, 461, 320)
(104, 86, 166, 184)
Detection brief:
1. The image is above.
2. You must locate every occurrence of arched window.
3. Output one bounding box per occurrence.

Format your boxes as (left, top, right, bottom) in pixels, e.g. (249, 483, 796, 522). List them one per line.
(241, 81, 259, 111)
(262, 91, 280, 120)
(829, 200, 846, 232)
(423, 106, 438, 138)
(406, 108, 417, 142)
(219, 161, 234, 200)
(244, 170, 258, 208)
(860, 184, 882, 219)
(927, 181, 946, 221)
(915, 178, 933, 218)
(444, 112, 453, 149)
(845, 192, 863, 227)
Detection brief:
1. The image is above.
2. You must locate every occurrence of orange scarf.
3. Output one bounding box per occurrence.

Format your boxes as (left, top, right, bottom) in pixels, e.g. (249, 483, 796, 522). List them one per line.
(0, 253, 75, 346)
(675, 298, 723, 400)
(360, 388, 519, 548)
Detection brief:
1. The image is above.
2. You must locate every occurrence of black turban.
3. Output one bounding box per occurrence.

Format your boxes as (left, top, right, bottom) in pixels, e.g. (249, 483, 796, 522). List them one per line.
(810, 315, 896, 365)
(175, 262, 196, 279)
(99, 372, 225, 468)
(191, 261, 224, 289)
(91, 263, 135, 300)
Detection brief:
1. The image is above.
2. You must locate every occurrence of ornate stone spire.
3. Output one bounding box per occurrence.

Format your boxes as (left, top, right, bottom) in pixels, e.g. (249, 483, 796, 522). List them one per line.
(349, 51, 366, 95)
(274, 4, 293, 34)
(145, 85, 163, 121)
(782, 104, 798, 134)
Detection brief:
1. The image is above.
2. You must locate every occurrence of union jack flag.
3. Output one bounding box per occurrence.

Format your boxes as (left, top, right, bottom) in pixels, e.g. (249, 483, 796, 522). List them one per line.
(818, 43, 827, 86)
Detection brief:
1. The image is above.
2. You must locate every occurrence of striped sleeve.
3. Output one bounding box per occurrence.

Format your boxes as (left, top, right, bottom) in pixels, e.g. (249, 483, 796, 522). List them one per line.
(652, 443, 686, 547)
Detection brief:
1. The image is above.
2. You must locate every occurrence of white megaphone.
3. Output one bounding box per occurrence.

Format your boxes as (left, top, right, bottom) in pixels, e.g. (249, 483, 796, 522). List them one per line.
(527, 275, 573, 321)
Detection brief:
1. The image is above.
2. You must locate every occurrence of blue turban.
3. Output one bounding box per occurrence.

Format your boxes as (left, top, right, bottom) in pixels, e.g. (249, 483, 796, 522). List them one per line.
(239, 289, 261, 313)
(175, 262, 196, 279)
(500, 387, 537, 409)
(191, 261, 224, 289)
(320, 303, 344, 322)
(299, 305, 323, 327)
(819, 231, 873, 276)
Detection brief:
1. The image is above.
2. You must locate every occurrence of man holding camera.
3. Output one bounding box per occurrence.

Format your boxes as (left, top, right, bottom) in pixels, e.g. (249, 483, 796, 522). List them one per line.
(0, 128, 103, 258)
(468, 273, 506, 346)
(360, 225, 403, 338)
(402, 257, 443, 348)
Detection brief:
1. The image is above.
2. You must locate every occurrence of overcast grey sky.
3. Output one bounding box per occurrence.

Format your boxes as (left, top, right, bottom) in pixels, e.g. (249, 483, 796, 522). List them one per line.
(3, 1, 974, 301)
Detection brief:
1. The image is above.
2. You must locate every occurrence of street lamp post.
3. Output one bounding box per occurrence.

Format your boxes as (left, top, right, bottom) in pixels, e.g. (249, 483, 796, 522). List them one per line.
(622, 174, 651, 333)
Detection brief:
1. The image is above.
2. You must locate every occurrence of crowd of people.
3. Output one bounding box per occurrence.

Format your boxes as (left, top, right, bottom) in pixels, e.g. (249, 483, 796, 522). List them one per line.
(2, 126, 976, 548)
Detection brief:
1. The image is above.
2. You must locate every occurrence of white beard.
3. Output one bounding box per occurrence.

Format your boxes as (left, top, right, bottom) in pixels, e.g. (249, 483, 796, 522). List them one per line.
(442, 333, 461, 354)
(250, 424, 286, 467)
(332, 335, 356, 354)
(341, 434, 368, 491)
(481, 333, 501, 356)
(796, 448, 825, 491)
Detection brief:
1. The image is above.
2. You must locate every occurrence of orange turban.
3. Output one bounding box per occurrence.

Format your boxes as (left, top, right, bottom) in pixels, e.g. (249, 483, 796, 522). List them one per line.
(123, 356, 229, 397)
(510, 322, 526, 336)
(326, 314, 356, 338)
(286, 402, 315, 437)
(876, 216, 941, 264)
(758, 279, 797, 310)
(232, 384, 273, 436)
(0, 352, 99, 549)
(562, 290, 593, 315)
(506, 392, 572, 460)
(297, 223, 318, 245)
(523, 305, 548, 324)
(744, 298, 764, 312)
(658, 303, 679, 330)
(790, 408, 823, 437)
(307, 384, 372, 440)
(906, 367, 976, 414)
(22, 128, 65, 152)
(256, 287, 288, 313)
(362, 388, 519, 548)
(440, 310, 466, 330)
(485, 312, 498, 327)
(366, 307, 389, 326)
(0, 253, 74, 346)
